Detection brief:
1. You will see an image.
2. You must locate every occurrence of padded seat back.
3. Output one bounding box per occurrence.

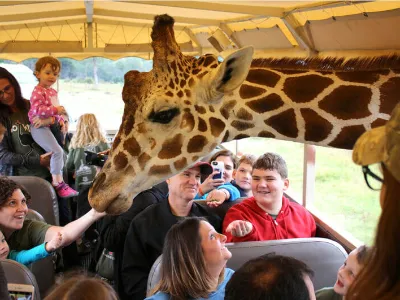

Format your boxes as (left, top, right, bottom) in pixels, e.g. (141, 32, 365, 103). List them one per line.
(10, 176, 59, 225)
(2, 259, 41, 300)
(226, 238, 347, 290)
(147, 238, 347, 295)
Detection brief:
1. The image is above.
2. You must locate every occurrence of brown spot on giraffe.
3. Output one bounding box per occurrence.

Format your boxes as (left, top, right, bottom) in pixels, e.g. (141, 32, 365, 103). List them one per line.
(209, 117, 226, 137)
(169, 79, 175, 89)
(137, 122, 147, 134)
(246, 93, 284, 114)
(188, 78, 195, 87)
(185, 90, 191, 98)
(265, 109, 298, 138)
(380, 77, 400, 114)
(336, 71, 380, 84)
(138, 153, 151, 170)
(174, 157, 187, 171)
(246, 69, 280, 87)
(166, 91, 174, 97)
(180, 80, 186, 88)
(222, 130, 230, 142)
(198, 117, 208, 132)
(158, 134, 183, 159)
(177, 91, 184, 97)
(124, 115, 135, 135)
(194, 105, 207, 114)
(113, 152, 128, 171)
(319, 86, 372, 120)
(187, 135, 207, 153)
(258, 131, 275, 138)
(239, 84, 266, 99)
(192, 156, 199, 162)
(300, 108, 333, 142)
(209, 105, 215, 113)
(278, 70, 309, 75)
(113, 136, 121, 149)
(91, 172, 106, 192)
(197, 72, 208, 79)
(236, 108, 253, 121)
(123, 137, 141, 157)
(149, 164, 171, 176)
(175, 77, 179, 85)
(149, 138, 156, 150)
(371, 118, 387, 128)
(220, 100, 237, 120)
(234, 134, 250, 140)
(192, 69, 201, 75)
(184, 100, 191, 105)
(329, 125, 365, 149)
(210, 63, 218, 69)
(284, 75, 334, 103)
(231, 120, 255, 131)
(203, 55, 216, 67)
(180, 111, 195, 131)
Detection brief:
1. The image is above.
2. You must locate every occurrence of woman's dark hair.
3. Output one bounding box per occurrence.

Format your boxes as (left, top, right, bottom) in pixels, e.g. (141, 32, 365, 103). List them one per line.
(153, 217, 223, 300)
(0, 67, 29, 117)
(0, 176, 31, 207)
(208, 149, 238, 168)
(347, 164, 400, 300)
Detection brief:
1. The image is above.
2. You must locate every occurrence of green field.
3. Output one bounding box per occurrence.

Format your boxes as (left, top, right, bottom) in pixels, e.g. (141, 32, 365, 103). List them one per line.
(223, 137, 381, 245)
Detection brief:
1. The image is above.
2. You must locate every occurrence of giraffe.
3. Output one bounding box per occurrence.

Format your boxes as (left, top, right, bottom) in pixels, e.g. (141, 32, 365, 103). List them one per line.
(89, 14, 400, 215)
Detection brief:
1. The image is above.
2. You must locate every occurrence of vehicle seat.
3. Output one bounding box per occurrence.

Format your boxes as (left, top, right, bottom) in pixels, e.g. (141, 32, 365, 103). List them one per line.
(26, 209, 45, 223)
(10, 176, 59, 225)
(2, 259, 41, 300)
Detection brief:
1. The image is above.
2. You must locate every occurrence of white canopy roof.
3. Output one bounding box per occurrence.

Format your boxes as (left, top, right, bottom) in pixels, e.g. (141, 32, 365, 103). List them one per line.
(1, 1, 400, 61)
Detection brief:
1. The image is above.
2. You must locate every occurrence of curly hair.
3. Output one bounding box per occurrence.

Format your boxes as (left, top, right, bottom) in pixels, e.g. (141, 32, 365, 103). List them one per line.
(69, 114, 108, 149)
(0, 177, 31, 207)
(34, 56, 61, 75)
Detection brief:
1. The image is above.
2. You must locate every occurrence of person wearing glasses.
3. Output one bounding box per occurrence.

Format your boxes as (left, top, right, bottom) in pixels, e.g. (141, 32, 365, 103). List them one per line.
(348, 102, 400, 300)
(0, 67, 59, 179)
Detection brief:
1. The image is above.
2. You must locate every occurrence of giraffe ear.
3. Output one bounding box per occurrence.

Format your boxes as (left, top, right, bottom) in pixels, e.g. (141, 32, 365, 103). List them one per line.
(212, 46, 254, 94)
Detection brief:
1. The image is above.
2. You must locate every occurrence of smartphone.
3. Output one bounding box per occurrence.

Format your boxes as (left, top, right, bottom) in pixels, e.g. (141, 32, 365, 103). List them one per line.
(8, 283, 35, 300)
(211, 161, 224, 180)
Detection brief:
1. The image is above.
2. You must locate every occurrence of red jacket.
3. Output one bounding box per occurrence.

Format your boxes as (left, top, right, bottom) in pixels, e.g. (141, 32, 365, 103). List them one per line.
(223, 196, 316, 243)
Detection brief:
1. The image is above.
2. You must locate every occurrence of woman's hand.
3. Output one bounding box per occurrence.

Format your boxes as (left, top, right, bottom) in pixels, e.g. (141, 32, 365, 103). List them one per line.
(206, 189, 229, 207)
(199, 171, 225, 195)
(45, 231, 63, 252)
(39, 152, 52, 169)
(32, 116, 53, 128)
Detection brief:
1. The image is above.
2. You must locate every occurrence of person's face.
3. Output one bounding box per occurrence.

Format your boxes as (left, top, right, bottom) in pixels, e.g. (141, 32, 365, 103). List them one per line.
(0, 78, 16, 108)
(200, 220, 231, 268)
(234, 162, 253, 191)
(334, 248, 363, 296)
(304, 274, 316, 300)
(251, 168, 289, 207)
(167, 167, 201, 201)
(36, 64, 60, 88)
(61, 115, 69, 134)
(0, 230, 10, 259)
(215, 155, 234, 183)
(0, 189, 28, 232)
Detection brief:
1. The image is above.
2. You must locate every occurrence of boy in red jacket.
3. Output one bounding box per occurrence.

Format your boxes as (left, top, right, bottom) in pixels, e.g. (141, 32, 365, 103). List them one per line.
(223, 152, 316, 242)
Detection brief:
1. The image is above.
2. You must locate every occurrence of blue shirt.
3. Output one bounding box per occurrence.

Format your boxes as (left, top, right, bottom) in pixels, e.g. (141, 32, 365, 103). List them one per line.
(146, 268, 235, 300)
(196, 183, 240, 202)
(8, 242, 50, 266)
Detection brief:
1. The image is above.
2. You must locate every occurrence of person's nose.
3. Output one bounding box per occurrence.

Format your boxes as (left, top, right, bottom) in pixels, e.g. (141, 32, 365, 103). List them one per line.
(16, 202, 27, 212)
(219, 233, 227, 243)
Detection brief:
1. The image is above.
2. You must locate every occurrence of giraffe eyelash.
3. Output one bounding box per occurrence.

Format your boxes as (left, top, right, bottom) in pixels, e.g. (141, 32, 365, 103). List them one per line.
(148, 107, 180, 124)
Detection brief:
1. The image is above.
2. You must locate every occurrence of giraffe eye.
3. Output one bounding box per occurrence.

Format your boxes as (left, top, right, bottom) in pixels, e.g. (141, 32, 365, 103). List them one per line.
(148, 107, 180, 124)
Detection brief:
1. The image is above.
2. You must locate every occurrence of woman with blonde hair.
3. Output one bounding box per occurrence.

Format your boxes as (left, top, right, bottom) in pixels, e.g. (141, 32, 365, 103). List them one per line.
(44, 275, 118, 300)
(146, 217, 234, 300)
(348, 102, 400, 300)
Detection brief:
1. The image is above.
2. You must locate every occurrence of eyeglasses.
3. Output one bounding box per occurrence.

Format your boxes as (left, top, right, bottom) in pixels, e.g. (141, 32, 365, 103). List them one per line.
(362, 165, 383, 191)
(0, 85, 12, 99)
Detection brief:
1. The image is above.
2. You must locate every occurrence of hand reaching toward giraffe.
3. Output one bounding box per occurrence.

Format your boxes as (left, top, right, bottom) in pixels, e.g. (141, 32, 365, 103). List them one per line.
(226, 220, 253, 237)
(45, 231, 63, 253)
(199, 171, 225, 195)
(206, 189, 230, 207)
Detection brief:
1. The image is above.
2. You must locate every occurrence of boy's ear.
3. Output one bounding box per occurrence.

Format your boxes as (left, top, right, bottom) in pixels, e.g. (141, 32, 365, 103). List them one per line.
(283, 178, 289, 191)
(233, 169, 237, 178)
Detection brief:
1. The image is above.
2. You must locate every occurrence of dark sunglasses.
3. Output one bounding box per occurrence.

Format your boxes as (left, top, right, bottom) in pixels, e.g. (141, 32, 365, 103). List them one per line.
(362, 165, 383, 191)
(0, 85, 12, 99)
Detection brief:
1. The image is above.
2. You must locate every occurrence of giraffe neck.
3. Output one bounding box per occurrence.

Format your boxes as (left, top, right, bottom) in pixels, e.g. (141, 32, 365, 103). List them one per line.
(219, 59, 400, 149)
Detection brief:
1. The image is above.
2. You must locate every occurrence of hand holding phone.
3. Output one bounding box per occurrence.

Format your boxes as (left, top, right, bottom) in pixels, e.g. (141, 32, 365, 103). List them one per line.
(211, 161, 224, 180)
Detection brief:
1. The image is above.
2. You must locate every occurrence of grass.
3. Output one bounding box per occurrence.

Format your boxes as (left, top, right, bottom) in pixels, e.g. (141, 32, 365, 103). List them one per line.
(41, 81, 381, 245)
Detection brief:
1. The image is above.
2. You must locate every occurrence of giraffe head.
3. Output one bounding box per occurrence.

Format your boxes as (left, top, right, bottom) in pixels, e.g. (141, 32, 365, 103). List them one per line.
(89, 14, 253, 214)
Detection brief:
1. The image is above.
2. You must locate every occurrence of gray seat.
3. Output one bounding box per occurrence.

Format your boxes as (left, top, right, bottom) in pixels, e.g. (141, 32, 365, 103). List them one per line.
(146, 238, 347, 295)
(2, 259, 41, 300)
(26, 209, 45, 223)
(10, 176, 59, 225)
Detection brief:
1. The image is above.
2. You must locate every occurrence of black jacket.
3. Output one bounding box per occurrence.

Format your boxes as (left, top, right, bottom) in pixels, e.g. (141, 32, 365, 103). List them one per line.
(97, 181, 169, 295)
(121, 199, 222, 300)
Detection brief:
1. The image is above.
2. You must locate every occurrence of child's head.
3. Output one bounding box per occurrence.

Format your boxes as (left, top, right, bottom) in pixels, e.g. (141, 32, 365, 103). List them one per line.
(251, 152, 289, 206)
(234, 154, 257, 193)
(34, 56, 61, 88)
(334, 245, 370, 296)
(0, 123, 5, 143)
(0, 229, 10, 260)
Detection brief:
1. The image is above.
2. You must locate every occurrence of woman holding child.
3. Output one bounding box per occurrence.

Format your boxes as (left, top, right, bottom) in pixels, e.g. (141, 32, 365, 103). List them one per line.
(146, 217, 234, 300)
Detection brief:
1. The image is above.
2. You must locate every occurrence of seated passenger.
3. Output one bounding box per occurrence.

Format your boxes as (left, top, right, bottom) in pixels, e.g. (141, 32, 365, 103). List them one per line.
(0, 177, 106, 269)
(45, 275, 118, 300)
(0, 123, 5, 143)
(223, 152, 316, 242)
(316, 245, 370, 300)
(231, 154, 257, 198)
(0, 228, 62, 266)
(225, 254, 316, 300)
(196, 149, 240, 207)
(146, 217, 234, 300)
(121, 162, 222, 300)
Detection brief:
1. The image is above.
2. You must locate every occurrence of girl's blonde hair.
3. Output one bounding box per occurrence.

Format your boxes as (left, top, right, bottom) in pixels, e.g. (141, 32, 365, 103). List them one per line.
(70, 114, 107, 149)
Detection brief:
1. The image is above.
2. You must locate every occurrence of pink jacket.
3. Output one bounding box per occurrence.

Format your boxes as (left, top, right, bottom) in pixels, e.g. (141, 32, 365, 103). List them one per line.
(28, 85, 59, 123)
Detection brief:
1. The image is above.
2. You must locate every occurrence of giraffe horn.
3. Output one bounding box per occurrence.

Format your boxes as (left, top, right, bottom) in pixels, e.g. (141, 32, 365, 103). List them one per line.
(151, 14, 181, 68)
